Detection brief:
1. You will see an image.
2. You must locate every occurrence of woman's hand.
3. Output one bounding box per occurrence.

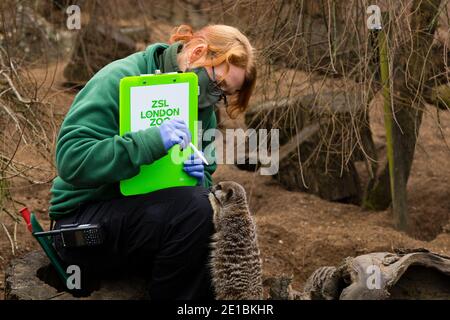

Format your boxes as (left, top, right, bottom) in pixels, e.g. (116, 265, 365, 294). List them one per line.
(159, 118, 191, 151)
(183, 153, 205, 185)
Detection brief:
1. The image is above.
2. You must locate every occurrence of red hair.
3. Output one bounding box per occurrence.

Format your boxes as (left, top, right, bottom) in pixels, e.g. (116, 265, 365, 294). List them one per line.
(170, 24, 257, 119)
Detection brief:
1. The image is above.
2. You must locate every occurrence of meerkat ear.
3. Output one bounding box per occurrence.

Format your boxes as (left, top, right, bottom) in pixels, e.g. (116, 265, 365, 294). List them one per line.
(225, 188, 233, 201)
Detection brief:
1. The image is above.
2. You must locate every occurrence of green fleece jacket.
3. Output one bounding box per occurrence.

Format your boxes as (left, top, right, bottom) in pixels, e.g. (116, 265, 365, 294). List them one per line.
(49, 42, 217, 219)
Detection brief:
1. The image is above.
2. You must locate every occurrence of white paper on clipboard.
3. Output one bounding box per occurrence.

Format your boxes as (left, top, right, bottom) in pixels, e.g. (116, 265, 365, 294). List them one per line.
(129, 82, 190, 132)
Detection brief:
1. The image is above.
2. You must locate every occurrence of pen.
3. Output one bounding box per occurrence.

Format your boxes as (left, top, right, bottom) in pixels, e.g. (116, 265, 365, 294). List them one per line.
(189, 142, 209, 165)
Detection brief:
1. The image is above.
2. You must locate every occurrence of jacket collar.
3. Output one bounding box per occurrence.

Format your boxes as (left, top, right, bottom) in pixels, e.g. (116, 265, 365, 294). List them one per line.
(143, 43, 168, 74)
(160, 41, 183, 73)
(143, 41, 183, 74)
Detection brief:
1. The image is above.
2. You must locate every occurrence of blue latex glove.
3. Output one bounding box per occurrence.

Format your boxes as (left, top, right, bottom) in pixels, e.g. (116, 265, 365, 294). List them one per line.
(158, 118, 191, 152)
(183, 153, 205, 185)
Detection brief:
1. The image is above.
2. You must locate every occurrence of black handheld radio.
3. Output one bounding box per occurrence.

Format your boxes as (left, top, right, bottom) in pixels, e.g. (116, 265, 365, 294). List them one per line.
(34, 223, 104, 248)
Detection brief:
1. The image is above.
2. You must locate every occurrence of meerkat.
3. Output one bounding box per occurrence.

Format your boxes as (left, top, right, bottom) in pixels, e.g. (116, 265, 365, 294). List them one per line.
(302, 266, 341, 300)
(208, 181, 263, 300)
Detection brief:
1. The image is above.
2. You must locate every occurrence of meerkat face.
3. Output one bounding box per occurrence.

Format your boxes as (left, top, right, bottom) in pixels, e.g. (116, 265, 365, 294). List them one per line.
(210, 181, 248, 209)
(209, 181, 250, 230)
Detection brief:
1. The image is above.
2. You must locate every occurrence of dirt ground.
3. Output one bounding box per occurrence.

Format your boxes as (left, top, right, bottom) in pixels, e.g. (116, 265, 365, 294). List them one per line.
(0, 60, 449, 299)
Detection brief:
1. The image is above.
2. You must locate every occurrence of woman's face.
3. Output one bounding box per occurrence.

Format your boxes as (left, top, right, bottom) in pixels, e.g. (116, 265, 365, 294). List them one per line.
(204, 63, 246, 96)
(182, 44, 246, 97)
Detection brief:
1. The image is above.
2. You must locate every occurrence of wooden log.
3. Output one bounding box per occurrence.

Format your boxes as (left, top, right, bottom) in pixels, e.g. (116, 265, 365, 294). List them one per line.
(302, 249, 450, 300)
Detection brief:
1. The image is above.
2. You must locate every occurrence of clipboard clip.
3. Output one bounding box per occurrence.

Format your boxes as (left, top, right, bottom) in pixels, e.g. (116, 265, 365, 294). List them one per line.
(140, 70, 179, 76)
(140, 70, 200, 96)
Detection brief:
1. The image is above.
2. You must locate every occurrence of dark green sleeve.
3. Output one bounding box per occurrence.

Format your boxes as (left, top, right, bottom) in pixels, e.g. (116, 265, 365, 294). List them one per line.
(201, 109, 218, 189)
(202, 152, 216, 188)
(56, 69, 167, 188)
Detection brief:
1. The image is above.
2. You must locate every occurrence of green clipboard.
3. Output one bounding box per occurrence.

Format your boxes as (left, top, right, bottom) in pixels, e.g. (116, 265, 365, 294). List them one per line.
(119, 72, 199, 196)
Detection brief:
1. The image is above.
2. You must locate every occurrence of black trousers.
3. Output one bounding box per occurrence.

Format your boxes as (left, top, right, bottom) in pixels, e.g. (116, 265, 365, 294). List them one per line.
(53, 186, 215, 300)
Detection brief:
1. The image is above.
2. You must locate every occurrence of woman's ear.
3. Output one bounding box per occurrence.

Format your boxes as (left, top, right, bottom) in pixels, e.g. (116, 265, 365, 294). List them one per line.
(189, 44, 208, 65)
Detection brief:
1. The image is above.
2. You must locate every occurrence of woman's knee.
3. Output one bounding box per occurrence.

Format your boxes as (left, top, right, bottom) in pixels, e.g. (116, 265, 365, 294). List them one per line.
(129, 186, 214, 238)
(153, 187, 214, 256)
(191, 186, 213, 212)
(168, 186, 214, 242)
(187, 186, 214, 226)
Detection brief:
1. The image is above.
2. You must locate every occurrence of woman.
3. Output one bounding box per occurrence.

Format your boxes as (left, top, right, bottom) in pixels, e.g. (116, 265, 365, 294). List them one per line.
(49, 24, 256, 299)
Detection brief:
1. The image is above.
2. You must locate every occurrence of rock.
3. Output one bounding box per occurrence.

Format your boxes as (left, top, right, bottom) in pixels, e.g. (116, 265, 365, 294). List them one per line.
(5, 251, 60, 300)
(5, 251, 149, 300)
(0, 5, 73, 62)
(244, 90, 376, 204)
(63, 23, 136, 86)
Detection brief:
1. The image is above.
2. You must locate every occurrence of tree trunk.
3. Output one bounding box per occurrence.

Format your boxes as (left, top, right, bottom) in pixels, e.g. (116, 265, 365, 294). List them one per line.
(363, 0, 443, 222)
